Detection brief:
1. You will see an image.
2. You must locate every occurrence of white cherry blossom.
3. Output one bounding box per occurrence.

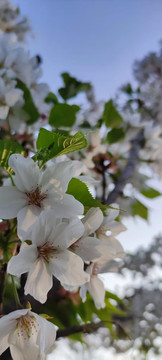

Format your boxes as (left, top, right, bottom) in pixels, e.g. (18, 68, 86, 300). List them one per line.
(80, 259, 122, 309)
(0, 307, 56, 360)
(71, 207, 125, 263)
(7, 211, 89, 303)
(0, 154, 84, 238)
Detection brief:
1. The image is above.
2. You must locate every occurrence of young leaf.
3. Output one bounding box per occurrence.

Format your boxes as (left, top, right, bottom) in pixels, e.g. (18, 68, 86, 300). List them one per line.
(58, 72, 92, 100)
(45, 91, 58, 105)
(34, 128, 87, 166)
(67, 178, 107, 214)
(132, 200, 148, 220)
(49, 103, 80, 127)
(107, 128, 125, 144)
(0, 140, 25, 173)
(141, 187, 161, 199)
(103, 100, 123, 128)
(15, 78, 39, 124)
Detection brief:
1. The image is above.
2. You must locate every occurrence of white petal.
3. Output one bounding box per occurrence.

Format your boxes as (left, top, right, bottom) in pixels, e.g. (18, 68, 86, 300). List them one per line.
(104, 204, 120, 226)
(98, 237, 125, 260)
(43, 193, 84, 217)
(25, 211, 57, 246)
(5, 88, 22, 107)
(9, 154, 40, 192)
(109, 222, 127, 236)
(99, 259, 121, 273)
(17, 205, 41, 240)
(72, 236, 101, 262)
(0, 186, 27, 219)
(7, 245, 37, 276)
(41, 160, 83, 194)
(34, 313, 56, 355)
(88, 276, 105, 309)
(80, 283, 88, 302)
(25, 259, 53, 304)
(48, 217, 84, 249)
(0, 105, 9, 120)
(82, 208, 103, 236)
(51, 250, 89, 286)
(0, 309, 29, 355)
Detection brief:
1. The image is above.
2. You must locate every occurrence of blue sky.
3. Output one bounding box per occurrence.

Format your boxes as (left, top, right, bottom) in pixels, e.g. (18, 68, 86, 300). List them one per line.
(14, 0, 162, 101)
(12, 0, 162, 254)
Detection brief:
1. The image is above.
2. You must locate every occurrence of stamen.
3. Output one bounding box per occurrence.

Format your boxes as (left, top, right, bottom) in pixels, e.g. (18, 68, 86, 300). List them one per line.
(37, 242, 55, 262)
(26, 186, 47, 207)
(16, 314, 39, 340)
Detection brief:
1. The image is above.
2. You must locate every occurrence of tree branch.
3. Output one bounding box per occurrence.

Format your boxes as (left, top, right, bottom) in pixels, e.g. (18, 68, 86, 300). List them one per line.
(0, 263, 7, 314)
(56, 321, 105, 339)
(106, 129, 145, 205)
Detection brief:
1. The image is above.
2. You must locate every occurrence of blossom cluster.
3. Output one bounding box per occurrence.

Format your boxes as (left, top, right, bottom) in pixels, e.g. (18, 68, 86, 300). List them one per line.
(0, 153, 125, 358)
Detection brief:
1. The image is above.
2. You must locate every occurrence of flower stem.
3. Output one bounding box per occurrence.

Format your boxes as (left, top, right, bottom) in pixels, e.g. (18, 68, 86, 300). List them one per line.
(11, 275, 21, 308)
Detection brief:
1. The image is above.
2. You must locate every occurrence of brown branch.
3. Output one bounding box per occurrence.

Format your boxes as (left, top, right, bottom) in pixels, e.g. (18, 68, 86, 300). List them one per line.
(106, 129, 145, 205)
(0, 263, 7, 314)
(56, 321, 105, 339)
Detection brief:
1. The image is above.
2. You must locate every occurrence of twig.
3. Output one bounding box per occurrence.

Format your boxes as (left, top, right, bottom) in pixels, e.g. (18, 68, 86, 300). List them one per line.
(0, 263, 7, 314)
(56, 321, 105, 339)
(106, 129, 144, 205)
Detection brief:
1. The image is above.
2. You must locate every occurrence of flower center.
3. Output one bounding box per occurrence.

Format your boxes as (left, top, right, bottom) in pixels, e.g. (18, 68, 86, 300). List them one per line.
(37, 241, 55, 262)
(26, 186, 47, 208)
(16, 314, 39, 340)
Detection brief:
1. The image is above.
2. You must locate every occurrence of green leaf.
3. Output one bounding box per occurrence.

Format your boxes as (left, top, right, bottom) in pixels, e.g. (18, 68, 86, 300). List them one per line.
(58, 72, 92, 101)
(45, 91, 58, 105)
(141, 187, 161, 199)
(15, 79, 39, 124)
(132, 200, 148, 220)
(121, 83, 133, 95)
(0, 140, 25, 173)
(103, 100, 123, 128)
(49, 103, 80, 127)
(67, 178, 107, 214)
(107, 128, 125, 144)
(34, 128, 87, 166)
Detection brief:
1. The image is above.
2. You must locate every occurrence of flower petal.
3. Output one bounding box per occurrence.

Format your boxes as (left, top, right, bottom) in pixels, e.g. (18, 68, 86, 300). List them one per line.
(88, 276, 105, 309)
(0, 186, 27, 219)
(17, 205, 41, 241)
(41, 160, 83, 194)
(72, 236, 102, 262)
(25, 259, 53, 304)
(9, 154, 40, 192)
(43, 193, 84, 217)
(7, 245, 37, 276)
(51, 250, 89, 286)
(48, 217, 84, 249)
(82, 207, 103, 236)
(34, 313, 56, 355)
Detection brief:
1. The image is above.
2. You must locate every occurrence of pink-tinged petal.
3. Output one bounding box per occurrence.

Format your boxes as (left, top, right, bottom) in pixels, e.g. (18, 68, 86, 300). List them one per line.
(7, 245, 38, 276)
(99, 259, 122, 273)
(98, 237, 125, 260)
(43, 193, 84, 217)
(25, 259, 53, 304)
(34, 313, 56, 355)
(82, 208, 103, 236)
(0, 186, 27, 219)
(41, 160, 83, 194)
(51, 250, 89, 286)
(72, 236, 101, 262)
(48, 217, 84, 249)
(109, 222, 127, 236)
(17, 205, 41, 241)
(9, 154, 40, 192)
(88, 276, 105, 309)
